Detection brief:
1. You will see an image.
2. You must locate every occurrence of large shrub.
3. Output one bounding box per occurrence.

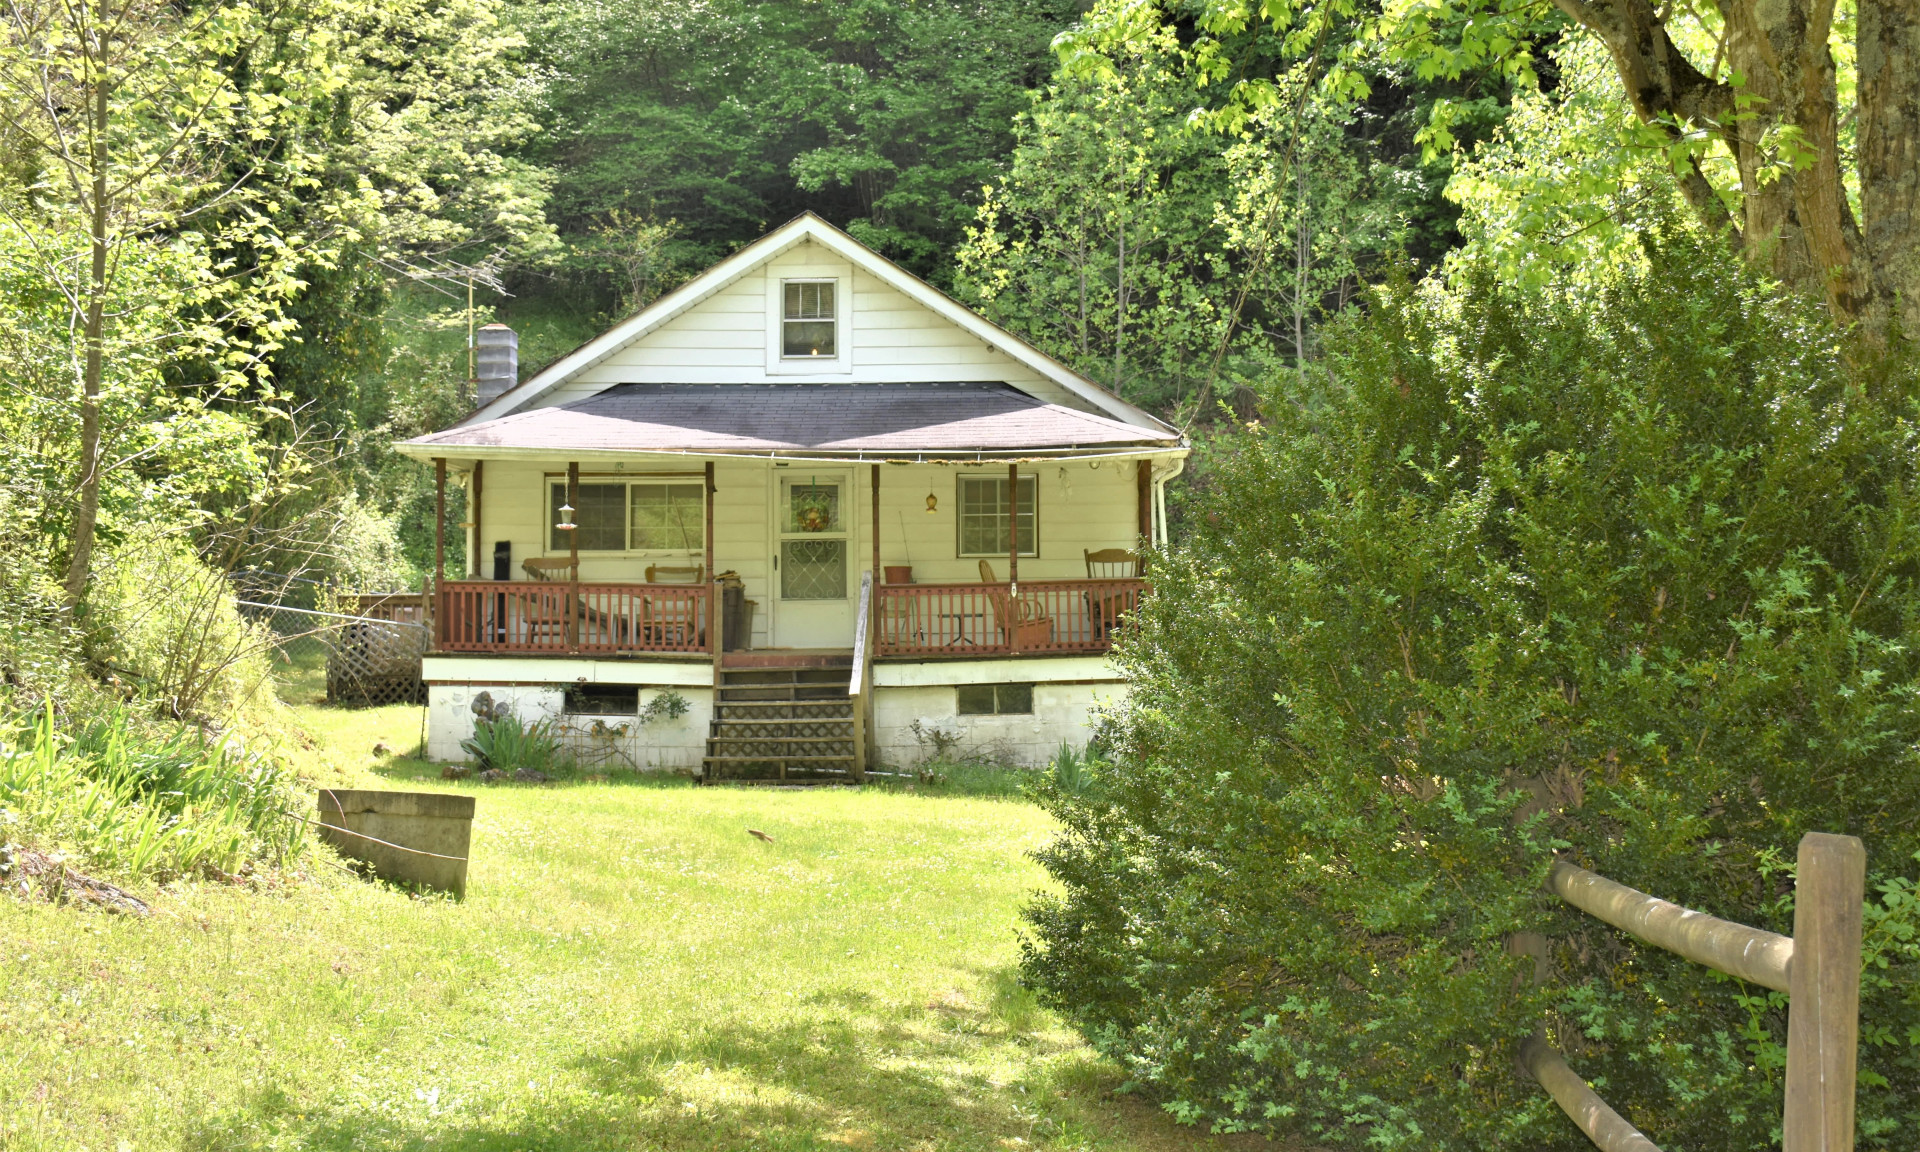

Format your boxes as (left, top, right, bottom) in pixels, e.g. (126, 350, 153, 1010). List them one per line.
(91, 530, 280, 723)
(1024, 236, 1920, 1148)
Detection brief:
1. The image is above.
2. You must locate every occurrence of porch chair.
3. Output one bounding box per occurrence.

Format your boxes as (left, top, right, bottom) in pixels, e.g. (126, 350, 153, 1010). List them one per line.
(505, 557, 576, 644)
(979, 559, 1053, 650)
(1083, 549, 1140, 641)
(641, 564, 706, 648)
(521, 556, 577, 581)
(1082, 548, 1140, 578)
(517, 556, 643, 647)
(987, 586, 1053, 650)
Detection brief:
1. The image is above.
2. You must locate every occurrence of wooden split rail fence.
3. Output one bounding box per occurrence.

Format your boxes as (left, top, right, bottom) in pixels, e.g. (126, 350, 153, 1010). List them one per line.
(1521, 832, 1866, 1152)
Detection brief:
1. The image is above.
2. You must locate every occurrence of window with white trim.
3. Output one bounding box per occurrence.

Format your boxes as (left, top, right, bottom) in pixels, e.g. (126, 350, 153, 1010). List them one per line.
(956, 475, 1037, 557)
(549, 481, 705, 552)
(781, 280, 837, 357)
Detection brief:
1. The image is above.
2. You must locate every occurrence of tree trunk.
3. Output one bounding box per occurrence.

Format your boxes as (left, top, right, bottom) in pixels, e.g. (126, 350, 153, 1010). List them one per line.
(1552, 0, 1920, 340)
(1719, 0, 1871, 321)
(1858, 0, 1920, 340)
(62, 72, 110, 608)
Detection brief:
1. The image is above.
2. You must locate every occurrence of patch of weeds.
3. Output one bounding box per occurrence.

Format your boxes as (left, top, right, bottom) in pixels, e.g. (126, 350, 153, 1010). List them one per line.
(874, 760, 1034, 798)
(638, 689, 691, 725)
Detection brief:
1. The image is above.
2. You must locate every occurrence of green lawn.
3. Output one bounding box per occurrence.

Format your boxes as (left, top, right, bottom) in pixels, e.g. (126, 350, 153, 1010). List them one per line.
(1, 705, 1254, 1152)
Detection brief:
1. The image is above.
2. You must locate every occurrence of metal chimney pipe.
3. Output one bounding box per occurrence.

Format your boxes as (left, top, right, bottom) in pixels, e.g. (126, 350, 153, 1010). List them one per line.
(475, 324, 518, 408)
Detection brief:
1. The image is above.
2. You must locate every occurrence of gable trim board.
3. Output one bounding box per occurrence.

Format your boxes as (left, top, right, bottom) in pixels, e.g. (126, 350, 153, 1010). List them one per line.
(463, 213, 1176, 437)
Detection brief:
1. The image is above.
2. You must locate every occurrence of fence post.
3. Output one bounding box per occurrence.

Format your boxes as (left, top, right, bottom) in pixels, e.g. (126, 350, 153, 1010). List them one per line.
(1782, 831, 1866, 1152)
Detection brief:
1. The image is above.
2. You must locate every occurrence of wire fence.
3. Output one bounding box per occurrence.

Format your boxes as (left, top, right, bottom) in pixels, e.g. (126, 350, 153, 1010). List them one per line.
(232, 580, 429, 708)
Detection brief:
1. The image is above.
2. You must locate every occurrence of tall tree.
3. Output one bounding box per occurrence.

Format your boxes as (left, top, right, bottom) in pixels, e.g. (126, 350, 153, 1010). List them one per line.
(0, 0, 553, 601)
(511, 0, 1080, 294)
(1081, 0, 1920, 340)
(0, 0, 280, 605)
(955, 11, 1421, 417)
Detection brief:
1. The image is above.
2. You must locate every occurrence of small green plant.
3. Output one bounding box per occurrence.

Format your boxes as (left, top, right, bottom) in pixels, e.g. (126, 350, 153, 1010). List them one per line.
(907, 719, 963, 762)
(638, 689, 691, 725)
(460, 713, 568, 777)
(1046, 742, 1101, 798)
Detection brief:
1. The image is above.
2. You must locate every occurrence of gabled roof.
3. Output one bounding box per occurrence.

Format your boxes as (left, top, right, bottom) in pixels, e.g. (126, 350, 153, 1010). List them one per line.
(405, 382, 1178, 460)
(464, 212, 1176, 436)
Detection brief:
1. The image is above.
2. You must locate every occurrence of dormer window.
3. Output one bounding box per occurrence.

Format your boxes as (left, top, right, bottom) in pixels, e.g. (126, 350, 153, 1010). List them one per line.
(782, 280, 836, 357)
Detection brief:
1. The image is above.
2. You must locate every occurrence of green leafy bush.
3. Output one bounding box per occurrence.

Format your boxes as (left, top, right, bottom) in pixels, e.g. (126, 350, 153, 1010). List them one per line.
(91, 531, 280, 723)
(0, 704, 303, 881)
(461, 713, 568, 777)
(1023, 235, 1920, 1148)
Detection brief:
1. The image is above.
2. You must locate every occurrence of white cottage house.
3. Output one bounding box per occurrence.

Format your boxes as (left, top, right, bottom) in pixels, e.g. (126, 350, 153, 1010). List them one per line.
(395, 213, 1188, 780)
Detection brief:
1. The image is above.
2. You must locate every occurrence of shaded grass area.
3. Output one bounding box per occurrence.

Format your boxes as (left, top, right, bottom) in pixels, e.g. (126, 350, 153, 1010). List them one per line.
(1, 705, 1257, 1152)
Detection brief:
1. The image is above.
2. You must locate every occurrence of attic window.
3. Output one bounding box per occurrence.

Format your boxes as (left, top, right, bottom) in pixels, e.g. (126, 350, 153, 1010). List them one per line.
(782, 280, 836, 357)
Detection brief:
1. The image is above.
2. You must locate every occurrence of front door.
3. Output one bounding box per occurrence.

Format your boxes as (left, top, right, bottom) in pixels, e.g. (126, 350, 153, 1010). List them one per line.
(773, 471, 853, 648)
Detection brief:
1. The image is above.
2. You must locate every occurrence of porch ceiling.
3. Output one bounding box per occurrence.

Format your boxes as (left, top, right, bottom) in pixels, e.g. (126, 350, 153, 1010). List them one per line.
(402, 382, 1179, 458)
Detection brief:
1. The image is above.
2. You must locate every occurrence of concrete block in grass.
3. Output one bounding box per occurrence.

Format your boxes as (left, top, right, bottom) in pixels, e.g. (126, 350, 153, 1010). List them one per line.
(317, 789, 473, 898)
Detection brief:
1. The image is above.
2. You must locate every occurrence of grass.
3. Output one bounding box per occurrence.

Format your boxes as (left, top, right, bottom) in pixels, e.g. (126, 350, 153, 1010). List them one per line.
(1, 703, 1261, 1152)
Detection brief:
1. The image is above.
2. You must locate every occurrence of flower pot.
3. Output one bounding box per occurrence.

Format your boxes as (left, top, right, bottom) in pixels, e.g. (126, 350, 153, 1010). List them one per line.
(884, 565, 914, 584)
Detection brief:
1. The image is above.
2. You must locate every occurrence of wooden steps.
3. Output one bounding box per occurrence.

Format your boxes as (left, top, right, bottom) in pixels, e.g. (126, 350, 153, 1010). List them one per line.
(701, 661, 856, 783)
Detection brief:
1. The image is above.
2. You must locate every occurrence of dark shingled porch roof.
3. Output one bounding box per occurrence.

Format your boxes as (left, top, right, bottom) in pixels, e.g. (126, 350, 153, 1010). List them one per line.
(406, 382, 1177, 454)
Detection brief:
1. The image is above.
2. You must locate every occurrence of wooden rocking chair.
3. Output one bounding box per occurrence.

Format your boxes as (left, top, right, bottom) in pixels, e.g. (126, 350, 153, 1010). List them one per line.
(640, 565, 705, 648)
(1082, 549, 1139, 640)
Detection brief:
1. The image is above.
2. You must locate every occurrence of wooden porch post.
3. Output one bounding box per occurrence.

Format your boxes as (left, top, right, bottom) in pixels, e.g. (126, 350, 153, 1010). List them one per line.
(871, 463, 881, 575)
(1007, 462, 1019, 590)
(1136, 458, 1152, 549)
(469, 460, 484, 578)
(705, 460, 717, 653)
(433, 458, 446, 584)
(567, 461, 580, 649)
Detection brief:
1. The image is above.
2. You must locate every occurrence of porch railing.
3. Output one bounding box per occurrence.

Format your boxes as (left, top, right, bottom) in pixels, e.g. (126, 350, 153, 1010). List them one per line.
(435, 580, 711, 655)
(875, 579, 1144, 658)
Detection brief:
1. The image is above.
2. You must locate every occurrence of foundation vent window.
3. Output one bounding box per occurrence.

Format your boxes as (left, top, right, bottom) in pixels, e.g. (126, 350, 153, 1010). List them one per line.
(564, 685, 639, 715)
(957, 683, 1034, 716)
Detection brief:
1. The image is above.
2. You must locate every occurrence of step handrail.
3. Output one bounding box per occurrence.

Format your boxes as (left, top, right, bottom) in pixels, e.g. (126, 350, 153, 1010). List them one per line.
(847, 571, 874, 782)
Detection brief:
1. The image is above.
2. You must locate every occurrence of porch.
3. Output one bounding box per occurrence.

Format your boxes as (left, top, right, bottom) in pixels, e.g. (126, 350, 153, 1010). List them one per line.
(431, 576, 1146, 659)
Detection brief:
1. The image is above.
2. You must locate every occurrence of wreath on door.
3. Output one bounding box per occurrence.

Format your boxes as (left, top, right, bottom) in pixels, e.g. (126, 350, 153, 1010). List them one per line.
(795, 484, 833, 532)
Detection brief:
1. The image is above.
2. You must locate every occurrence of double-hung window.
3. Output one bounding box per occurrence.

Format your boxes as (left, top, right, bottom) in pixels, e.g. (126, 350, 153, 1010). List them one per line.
(629, 484, 704, 550)
(549, 480, 705, 552)
(781, 280, 836, 358)
(956, 474, 1037, 557)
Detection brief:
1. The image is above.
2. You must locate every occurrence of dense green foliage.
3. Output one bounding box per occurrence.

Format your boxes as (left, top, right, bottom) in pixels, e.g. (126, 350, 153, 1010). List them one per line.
(514, 0, 1079, 294)
(1023, 236, 1920, 1146)
(951, 0, 1498, 415)
(0, 704, 303, 881)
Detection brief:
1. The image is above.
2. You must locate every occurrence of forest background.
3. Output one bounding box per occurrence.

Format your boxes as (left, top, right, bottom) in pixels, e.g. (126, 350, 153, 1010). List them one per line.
(0, 0, 1524, 623)
(6, 0, 1920, 1144)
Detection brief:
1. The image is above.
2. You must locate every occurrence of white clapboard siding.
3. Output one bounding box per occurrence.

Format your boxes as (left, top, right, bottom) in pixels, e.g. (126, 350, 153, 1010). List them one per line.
(536, 261, 1092, 411)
